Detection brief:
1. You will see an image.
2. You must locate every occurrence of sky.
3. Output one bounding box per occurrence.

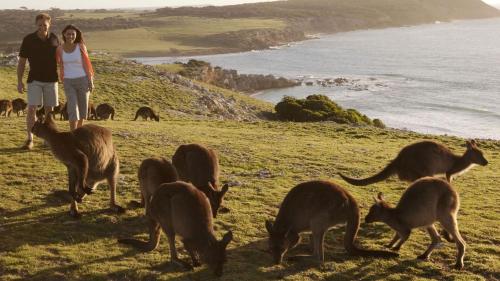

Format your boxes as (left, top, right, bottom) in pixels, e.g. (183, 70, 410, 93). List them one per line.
(0, 0, 279, 10)
(0, 0, 498, 9)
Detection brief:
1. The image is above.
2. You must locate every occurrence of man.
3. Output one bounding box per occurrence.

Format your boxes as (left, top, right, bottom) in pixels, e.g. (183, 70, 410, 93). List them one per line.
(17, 13, 60, 149)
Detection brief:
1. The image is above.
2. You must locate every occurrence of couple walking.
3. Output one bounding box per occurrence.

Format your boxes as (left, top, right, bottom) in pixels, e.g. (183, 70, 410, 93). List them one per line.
(17, 13, 94, 150)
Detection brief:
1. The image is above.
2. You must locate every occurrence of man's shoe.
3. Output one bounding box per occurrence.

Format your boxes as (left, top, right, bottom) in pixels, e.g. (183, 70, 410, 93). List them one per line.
(22, 139, 34, 150)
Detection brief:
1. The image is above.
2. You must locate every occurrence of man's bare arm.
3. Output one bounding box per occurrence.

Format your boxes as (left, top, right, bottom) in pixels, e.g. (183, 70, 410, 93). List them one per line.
(17, 57, 27, 93)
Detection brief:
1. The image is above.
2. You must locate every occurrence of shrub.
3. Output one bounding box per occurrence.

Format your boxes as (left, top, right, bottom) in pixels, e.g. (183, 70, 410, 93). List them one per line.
(275, 94, 382, 127)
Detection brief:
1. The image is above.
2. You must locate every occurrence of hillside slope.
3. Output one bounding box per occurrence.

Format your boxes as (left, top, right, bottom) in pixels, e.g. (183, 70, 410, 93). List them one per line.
(0, 55, 273, 121)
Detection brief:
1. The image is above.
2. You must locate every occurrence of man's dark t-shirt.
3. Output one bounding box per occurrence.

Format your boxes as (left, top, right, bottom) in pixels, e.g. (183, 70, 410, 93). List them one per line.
(19, 32, 59, 83)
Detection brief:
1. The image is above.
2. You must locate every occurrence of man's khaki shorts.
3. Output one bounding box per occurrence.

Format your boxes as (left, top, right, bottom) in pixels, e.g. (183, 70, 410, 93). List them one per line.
(27, 80, 59, 107)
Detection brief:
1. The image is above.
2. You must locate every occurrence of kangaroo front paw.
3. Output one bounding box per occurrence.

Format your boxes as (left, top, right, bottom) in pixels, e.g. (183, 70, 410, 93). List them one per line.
(111, 204, 126, 214)
(454, 262, 464, 270)
(83, 185, 94, 195)
(69, 208, 82, 219)
(417, 254, 429, 260)
(172, 259, 193, 271)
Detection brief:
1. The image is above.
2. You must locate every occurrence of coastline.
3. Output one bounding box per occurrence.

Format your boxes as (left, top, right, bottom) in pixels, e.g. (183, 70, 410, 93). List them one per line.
(124, 16, 500, 58)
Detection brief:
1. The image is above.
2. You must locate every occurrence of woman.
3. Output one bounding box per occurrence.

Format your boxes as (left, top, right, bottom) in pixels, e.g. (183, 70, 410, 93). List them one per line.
(56, 24, 94, 130)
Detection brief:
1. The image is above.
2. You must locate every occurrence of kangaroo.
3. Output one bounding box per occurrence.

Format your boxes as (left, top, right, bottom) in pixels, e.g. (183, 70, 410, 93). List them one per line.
(118, 181, 233, 276)
(134, 106, 159, 121)
(11, 98, 27, 117)
(36, 104, 63, 119)
(265, 180, 398, 265)
(96, 103, 115, 120)
(130, 157, 178, 210)
(365, 177, 466, 269)
(339, 140, 488, 185)
(0, 99, 13, 117)
(172, 143, 229, 218)
(31, 114, 124, 218)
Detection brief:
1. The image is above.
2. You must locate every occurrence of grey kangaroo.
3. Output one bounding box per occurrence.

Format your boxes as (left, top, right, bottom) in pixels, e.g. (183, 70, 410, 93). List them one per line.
(365, 177, 466, 269)
(340, 140, 488, 185)
(31, 114, 124, 218)
(266, 180, 398, 265)
(134, 106, 159, 121)
(172, 143, 229, 217)
(130, 157, 178, 210)
(118, 181, 233, 276)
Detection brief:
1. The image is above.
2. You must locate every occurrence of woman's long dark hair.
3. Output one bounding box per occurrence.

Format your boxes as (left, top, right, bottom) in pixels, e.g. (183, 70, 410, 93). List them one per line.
(62, 24, 84, 44)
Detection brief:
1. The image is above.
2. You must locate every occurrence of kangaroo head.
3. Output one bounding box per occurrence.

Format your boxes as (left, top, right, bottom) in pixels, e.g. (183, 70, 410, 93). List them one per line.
(31, 113, 57, 138)
(265, 220, 291, 265)
(465, 140, 488, 166)
(204, 230, 233, 277)
(207, 182, 229, 218)
(365, 192, 391, 223)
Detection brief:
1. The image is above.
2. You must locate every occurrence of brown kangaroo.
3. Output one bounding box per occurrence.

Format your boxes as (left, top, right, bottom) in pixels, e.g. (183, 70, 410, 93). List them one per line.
(36, 104, 63, 119)
(134, 106, 159, 121)
(118, 181, 233, 276)
(365, 177, 466, 269)
(265, 180, 398, 265)
(11, 98, 27, 117)
(339, 140, 488, 185)
(130, 157, 178, 210)
(31, 114, 124, 218)
(96, 103, 115, 120)
(172, 144, 229, 218)
(0, 99, 13, 117)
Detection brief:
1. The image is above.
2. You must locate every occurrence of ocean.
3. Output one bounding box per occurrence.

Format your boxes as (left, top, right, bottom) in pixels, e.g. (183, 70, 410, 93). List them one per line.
(133, 18, 500, 140)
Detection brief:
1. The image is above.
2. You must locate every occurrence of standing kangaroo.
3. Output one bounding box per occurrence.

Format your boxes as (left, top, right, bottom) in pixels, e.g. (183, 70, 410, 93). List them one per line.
(265, 180, 398, 265)
(0, 99, 13, 117)
(339, 140, 488, 185)
(118, 181, 233, 276)
(31, 114, 124, 218)
(365, 177, 466, 269)
(134, 106, 159, 121)
(96, 103, 115, 120)
(130, 157, 178, 210)
(11, 98, 27, 117)
(172, 144, 229, 218)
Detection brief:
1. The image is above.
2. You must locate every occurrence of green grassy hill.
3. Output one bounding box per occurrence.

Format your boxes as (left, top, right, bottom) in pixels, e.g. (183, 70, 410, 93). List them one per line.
(0, 60, 499, 280)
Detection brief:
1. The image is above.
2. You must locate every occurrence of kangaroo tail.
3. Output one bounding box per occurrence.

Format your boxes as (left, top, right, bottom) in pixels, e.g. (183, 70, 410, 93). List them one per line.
(339, 161, 396, 186)
(344, 199, 399, 258)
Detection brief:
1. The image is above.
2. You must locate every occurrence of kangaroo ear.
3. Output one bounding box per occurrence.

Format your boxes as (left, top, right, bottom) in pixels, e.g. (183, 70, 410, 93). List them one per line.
(221, 231, 233, 248)
(207, 182, 216, 191)
(377, 192, 385, 201)
(45, 112, 55, 124)
(220, 183, 229, 195)
(265, 220, 274, 234)
(466, 140, 473, 149)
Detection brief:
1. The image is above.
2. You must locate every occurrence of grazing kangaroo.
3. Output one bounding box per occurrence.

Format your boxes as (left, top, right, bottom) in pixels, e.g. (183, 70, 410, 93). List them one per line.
(11, 98, 27, 117)
(31, 114, 124, 218)
(130, 157, 178, 210)
(134, 106, 159, 121)
(96, 103, 115, 120)
(36, 104, 63, 119)
(0, 99, 13, 117)
(172, 144, 229, 218)
(265, 180, 398, 265)
(365, 177, 466, 269)
(339, 140, 488, 185)
(60, 103, 68, 121)
(118, 181, 233, 276)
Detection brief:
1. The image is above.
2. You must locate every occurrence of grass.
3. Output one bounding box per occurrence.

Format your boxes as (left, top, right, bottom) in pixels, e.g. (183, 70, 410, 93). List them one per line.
(0, 59, 499, 280)
(83, 16, 286, 56)
(0, 118, 499, 281)
(58, 12, 141, 20)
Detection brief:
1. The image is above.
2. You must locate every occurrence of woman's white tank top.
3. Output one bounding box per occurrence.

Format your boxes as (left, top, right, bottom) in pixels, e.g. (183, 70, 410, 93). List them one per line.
(62, 43, 86, 79)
